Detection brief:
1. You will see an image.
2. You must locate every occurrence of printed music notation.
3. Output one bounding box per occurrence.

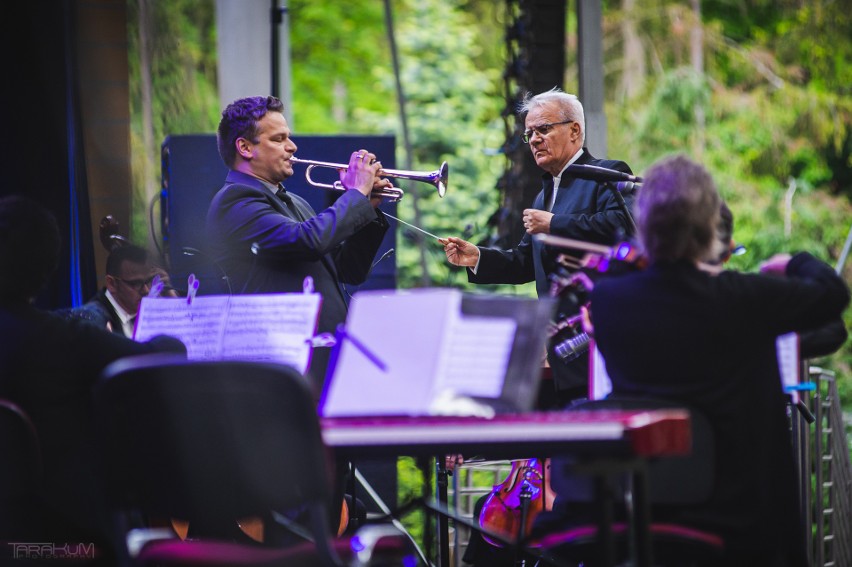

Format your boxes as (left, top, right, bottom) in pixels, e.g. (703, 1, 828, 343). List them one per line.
(320, 289, 519, 418)
(133, 293, 322, 374)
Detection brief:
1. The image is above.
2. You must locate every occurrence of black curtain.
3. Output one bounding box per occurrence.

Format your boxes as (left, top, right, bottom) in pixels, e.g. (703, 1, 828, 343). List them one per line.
(0, 1, 96, 309)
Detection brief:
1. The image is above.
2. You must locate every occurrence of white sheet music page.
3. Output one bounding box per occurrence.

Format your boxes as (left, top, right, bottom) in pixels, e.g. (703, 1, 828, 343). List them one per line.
(219, 294, 321, 372)
(320, 289, 452, 416)
(588, 342, 613, 400)
(776, 332, 801, 402)
(432, 309, 516, 399)
(320, 288, 521, 417)
(134, 293, 321, 374)
(135, 296, 230, 359)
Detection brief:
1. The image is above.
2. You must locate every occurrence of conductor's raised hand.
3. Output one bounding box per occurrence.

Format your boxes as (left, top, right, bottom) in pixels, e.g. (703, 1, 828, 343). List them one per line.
(439, 236, 480, 267)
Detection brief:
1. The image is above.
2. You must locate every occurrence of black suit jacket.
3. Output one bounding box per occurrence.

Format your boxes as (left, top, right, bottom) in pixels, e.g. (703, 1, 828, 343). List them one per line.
(470, 149, 635, 393)
(205, 170, 388, 390)
(590, 253, 850, 564)
(64, 289, 126, 336)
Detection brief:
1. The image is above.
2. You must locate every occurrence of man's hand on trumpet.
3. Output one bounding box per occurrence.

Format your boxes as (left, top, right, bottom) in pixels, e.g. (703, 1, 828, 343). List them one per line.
(340, 149, 394, 209)
(439, 236, 480, 268)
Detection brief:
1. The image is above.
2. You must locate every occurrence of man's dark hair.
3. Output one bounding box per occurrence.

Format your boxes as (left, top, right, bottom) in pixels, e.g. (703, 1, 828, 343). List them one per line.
(106, 244, 149, 276)
(217, 96, 285, 168)
(0, 195, 61, 302)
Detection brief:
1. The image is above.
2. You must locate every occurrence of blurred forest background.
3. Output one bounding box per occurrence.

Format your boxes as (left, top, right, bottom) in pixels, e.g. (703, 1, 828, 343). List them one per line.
(127, 0, 851, 396)
(126, 0, 852, 539)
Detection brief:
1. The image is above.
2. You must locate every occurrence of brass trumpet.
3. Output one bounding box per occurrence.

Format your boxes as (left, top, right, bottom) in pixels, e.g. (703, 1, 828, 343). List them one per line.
(290, 156, 448, 202)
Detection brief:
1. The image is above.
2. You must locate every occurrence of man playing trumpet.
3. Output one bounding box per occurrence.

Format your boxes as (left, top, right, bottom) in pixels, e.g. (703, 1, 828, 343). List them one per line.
(206, 95, 391, 393)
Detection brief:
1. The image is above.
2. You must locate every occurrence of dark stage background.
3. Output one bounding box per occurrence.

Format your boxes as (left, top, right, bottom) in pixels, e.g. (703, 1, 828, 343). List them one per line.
(1, 1, 97, 310)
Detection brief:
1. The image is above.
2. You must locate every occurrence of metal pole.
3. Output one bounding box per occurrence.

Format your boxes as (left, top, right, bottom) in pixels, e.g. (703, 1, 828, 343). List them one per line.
(835, 220, 852, 275)
(271, 0, 293, 127)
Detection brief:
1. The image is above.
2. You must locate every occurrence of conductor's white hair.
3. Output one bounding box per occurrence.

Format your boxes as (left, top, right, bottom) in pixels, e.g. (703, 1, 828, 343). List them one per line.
(519, 87, 586, 144)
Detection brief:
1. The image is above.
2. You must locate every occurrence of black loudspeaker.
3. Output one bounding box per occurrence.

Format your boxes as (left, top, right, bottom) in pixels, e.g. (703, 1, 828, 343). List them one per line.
(160, 134, 397, 296)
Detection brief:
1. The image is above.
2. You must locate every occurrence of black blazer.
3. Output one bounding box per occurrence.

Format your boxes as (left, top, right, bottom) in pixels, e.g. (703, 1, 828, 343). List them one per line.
(206, 170, 388, 389)
(590, 254, 850, 564)
(64, 289, 126, 336)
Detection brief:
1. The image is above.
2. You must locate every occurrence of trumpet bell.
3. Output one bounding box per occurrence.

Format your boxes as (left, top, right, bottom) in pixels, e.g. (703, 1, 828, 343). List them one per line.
(435, 161, 448, 198)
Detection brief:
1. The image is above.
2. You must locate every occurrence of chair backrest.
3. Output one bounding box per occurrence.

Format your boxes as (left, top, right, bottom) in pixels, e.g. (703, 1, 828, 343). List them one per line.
(551, 396, 715, 506)
(0, 398, 42, 498)
(94, 354, 333, 529)
(0, 398, 45, 540)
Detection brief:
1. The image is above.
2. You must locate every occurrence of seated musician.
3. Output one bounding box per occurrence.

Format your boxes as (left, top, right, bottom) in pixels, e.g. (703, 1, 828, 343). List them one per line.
(0, 195, 187, 563)
(539, 155, 849, 566)
(66, 243, 178, 337)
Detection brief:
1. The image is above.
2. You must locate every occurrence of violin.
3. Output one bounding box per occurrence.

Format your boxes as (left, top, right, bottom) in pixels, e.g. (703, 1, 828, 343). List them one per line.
(534, 233, 647, 275)
(478, 458, 555, 547)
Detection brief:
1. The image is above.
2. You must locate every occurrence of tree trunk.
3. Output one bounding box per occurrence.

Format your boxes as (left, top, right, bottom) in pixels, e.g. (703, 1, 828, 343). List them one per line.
(621, 0, 645, 101)
(138, 0, 158, 250)
(690, 0, 705, 157)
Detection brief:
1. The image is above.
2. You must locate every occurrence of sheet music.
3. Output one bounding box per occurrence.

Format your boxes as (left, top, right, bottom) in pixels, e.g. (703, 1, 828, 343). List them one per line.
(589, 342, 613, 400)
(320, 288, 530, 417)
(134, 296, 230, 359)
(320, 290, 451, 417)
(134, 293, 321, 373)
(220, 295, 321, 368)
(433, 314, 516, 398)
(776, 332, 801, 402)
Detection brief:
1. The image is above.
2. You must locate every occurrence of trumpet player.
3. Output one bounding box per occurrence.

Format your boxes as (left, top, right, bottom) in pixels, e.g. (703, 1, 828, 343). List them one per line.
(206, 95, 391, 393)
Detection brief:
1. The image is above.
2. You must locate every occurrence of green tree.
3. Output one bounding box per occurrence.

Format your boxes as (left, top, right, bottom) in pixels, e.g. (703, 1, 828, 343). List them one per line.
(127, 0, 220, 246)
(351, 0, 511, 291)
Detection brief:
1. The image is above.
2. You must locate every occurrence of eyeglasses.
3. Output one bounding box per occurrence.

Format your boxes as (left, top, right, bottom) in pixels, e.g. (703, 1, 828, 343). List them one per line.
(116, 276, 155, 292)
(521, 120, 574, 144)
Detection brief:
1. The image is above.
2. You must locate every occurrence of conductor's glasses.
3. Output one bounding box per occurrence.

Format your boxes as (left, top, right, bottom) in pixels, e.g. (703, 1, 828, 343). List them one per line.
(522, 120, 574, 144)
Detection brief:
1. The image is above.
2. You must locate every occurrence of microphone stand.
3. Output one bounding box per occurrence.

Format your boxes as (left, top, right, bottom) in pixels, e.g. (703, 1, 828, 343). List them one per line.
(181, 247, 233, 295)
(605, 181, 638, 237)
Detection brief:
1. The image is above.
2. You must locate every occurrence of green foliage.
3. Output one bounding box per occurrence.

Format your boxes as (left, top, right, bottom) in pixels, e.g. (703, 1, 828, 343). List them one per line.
(287, 0, 392, 133)
(631, 67, 711, 159)
(127, 0, 220, 243)
(602, 1, 852, 407)
(129, 0, 852, 501)
(347, 0, 508, 290)
(396, 457, 426, 550)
